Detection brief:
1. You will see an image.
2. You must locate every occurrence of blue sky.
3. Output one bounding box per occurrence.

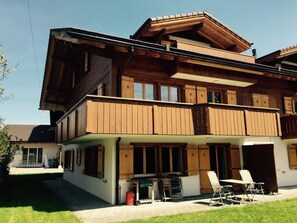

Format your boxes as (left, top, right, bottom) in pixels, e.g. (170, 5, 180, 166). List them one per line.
(1, 0, 297, 125)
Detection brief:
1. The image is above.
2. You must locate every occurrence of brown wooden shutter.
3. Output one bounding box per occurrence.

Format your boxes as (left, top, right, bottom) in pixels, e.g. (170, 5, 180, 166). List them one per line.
(119, 145, 134, 179)
(229, 145, 241, 180)
(97, 146, 104, 178)
(81, 149, 85, 173)
(186, 145, 199, 175)
(121, 76, 134, 98)
(226, 90, 237, 105)
(288, 145, 297, 169)
(284, 97, 293, 115)
(185, 85, 196, 103)
(261, 95, 269, 108)
(197, 87, 207, 104)
(198, 145, 211, 194)
(252, 94, 262, 107)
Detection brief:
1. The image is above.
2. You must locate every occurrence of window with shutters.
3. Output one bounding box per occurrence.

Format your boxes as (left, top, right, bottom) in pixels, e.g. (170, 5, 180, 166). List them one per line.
(133, 146, 157, 177)
(84, 145, 104, 178)
(64, 150, 74, 171)
(159, 146, 183, 174)
(134, 82, 155, 100)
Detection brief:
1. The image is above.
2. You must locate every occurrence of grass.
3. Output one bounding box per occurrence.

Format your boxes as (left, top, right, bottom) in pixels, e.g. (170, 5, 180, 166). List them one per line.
(0, 173, 81, 223)
(127, 198, 297, 223)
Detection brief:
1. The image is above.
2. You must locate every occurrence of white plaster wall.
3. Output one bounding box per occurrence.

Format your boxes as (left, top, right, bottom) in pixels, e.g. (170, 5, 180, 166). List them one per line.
(63, 138, 117, 204)
(10, 143, 59, 167)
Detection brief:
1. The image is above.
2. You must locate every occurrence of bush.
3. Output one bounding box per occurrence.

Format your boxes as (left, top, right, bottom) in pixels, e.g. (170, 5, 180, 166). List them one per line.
(0, 126, 19, 179)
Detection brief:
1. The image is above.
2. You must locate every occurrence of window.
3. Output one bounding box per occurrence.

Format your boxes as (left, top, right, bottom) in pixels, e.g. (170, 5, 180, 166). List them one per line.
(132, 144, 183, 176)
(133, 146, 156, 176)
(22, 148, 43, 166)
(161, 85, 179, 102)
(207, 91, 222, 103)
(288, 145, 297, 169)
(64, 150, 74, 171)
(84, 145, 104, 178)
(134, 82, 154, 100)
(159, 146, 183, 174)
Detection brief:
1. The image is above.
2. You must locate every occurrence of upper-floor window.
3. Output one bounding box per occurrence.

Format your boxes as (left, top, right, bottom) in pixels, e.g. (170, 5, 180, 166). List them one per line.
(161, 85, 179, 102)
(134, 82, 154, 100)
(207, 91, 222, 103)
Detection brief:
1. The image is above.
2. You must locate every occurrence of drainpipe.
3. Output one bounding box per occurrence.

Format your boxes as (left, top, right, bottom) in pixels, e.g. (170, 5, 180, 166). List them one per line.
(117, 46, 134, 97)
(115, 137, 121, 205)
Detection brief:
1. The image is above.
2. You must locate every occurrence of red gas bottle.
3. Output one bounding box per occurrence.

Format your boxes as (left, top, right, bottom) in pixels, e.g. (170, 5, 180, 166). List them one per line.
(126, 190, 135, 205)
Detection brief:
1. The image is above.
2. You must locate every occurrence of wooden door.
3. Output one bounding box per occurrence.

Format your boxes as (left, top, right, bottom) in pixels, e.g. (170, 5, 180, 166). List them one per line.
(242, 144, 278, 193)
(198, 145, 211, 194)
(229, 145, 241, 179)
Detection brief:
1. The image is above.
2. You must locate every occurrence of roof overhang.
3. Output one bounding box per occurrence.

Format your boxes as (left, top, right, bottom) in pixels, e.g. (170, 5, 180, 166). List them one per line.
(171, 72, 255, 87)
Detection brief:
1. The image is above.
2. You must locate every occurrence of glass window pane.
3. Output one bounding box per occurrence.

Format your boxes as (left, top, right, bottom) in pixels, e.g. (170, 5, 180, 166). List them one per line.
(207, 91, 213, 102)
(22, 149, 28, 164)
(29, 148, 37, 164)
(161, 86, 169, 101)
(146, 147, 156, 174)
(172, 147, 181, 172)
(38, 148, 43, 163)
(170, 87, 178, 102)
(214, 92, 222, 103)
(134, 83, 143, 99)
(134, 147, 143, 174)
(145, 84, 154, 100)
(161, 147, 170, 173)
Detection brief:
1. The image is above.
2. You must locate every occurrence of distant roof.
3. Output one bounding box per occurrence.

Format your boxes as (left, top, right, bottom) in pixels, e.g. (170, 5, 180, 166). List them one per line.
(257, 44, 297, 63)
(6, 125, 55, 143)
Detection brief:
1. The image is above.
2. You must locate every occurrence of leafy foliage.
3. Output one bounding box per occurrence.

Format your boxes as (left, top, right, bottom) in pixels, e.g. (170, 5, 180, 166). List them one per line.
(0, 126, 19, 179)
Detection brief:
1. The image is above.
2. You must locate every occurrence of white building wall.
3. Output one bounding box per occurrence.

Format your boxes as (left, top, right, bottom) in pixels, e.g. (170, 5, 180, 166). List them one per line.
(11, 143, 59, 167)
(63, 138, 117, 204)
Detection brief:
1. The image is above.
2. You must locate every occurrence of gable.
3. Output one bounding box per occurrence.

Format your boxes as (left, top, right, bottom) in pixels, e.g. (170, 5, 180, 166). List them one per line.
(132, 11, 252, 53)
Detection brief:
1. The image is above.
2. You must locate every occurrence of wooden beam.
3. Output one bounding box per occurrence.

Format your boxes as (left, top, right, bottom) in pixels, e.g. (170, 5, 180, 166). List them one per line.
(227, 44, 237, 51)
(153, 28, 167, 43)
(146, 51, 161, 59)
(114, 46, 129, 53)
(193, 22, 204, 32)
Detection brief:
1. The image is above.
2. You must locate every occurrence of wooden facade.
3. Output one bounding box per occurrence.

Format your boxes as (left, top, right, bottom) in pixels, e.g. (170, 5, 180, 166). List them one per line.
(56, 96, 282, 143)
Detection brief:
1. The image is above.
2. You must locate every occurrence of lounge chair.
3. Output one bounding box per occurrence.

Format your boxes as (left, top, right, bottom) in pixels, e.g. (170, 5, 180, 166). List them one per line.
(207, 171, 234, 206)
(239, 169, 265, 198)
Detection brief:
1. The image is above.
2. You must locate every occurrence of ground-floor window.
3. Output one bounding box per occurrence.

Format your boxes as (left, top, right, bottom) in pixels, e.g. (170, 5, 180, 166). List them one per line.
(64, 150, 74, 171)
(22, 148, 43, 166)
(84, 145, 104, 178)
(133, 144, 184, 177)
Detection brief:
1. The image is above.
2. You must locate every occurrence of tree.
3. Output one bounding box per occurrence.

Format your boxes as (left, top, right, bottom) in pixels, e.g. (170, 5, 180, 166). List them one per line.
(0, 45, 18, 180)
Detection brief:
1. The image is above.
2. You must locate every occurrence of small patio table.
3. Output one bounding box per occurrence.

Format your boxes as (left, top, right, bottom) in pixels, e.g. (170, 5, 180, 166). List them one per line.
(220, 179, 253, 204)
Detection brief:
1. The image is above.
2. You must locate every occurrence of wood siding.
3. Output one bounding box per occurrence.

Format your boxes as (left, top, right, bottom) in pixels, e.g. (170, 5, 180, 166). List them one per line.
(56, 96, 282, 143)
(281, 115, 297, 139)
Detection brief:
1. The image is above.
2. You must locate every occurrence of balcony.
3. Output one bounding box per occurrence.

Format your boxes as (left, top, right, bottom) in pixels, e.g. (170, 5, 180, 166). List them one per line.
(56, 96, 281, 143)
(281, 115, 297, 139)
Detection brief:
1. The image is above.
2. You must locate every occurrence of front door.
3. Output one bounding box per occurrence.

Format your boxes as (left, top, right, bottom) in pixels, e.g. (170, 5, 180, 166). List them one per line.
(242, 144, 278, 193)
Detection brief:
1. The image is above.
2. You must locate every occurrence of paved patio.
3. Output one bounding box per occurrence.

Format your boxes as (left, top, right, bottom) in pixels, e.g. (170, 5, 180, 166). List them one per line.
(43, 178, 297, 223)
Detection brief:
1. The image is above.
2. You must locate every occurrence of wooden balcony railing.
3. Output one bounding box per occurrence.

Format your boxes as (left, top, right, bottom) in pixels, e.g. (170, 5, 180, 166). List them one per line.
(281, 115, 297, 139)
(194, 103, 281, 137)
(56, 96, 282, 143)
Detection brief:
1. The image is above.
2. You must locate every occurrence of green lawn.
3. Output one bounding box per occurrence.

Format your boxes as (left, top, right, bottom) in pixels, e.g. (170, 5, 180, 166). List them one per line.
(128, 198, 297, 223)
(0, 173, 81, 223)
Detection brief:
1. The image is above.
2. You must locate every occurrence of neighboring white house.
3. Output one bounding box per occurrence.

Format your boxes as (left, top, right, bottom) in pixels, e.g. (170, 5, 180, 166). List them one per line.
(7, 125, 60, 168)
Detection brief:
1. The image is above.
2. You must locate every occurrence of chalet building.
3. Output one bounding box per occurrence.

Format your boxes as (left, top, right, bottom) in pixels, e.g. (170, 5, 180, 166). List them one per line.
(40, 11, 297, 205)
(7, 125, 59, 167)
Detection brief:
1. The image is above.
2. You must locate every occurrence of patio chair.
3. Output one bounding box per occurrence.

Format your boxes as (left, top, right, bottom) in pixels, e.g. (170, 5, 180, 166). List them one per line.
(239, 169, 265, 199)
(158, 178, 172, 201)
(207, 171, 234, 206)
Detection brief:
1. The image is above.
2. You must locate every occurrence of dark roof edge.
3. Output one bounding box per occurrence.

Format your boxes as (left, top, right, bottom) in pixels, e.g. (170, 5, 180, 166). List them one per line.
(53, 27, 297, 78)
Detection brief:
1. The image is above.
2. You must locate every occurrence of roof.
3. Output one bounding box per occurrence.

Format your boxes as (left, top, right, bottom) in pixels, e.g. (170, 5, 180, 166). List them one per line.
(6, 125, 55, 143)
(257, 44, 297, 63)
(132, 11, 252, 53)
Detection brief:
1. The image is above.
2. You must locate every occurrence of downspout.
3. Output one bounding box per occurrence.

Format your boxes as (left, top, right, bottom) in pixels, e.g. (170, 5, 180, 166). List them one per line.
(115, 137, 121, 205)
(117, 46, 135, 97)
